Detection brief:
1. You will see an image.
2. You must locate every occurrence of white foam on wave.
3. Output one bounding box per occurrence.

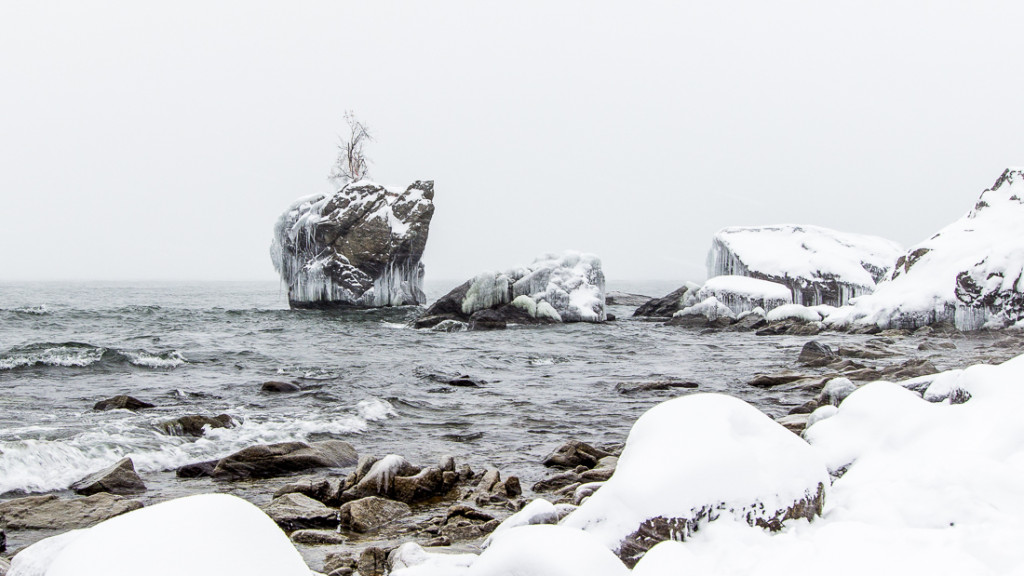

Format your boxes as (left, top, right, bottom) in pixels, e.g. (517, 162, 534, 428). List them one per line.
(0, 345, 106, 370)
(124, 350, 187, 369)
(0, 397, 398, 495)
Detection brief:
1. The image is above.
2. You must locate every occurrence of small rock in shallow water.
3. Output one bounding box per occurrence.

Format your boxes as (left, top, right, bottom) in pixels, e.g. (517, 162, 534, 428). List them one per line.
(290, 529, 347, 545)
(339, 496, 412, 533)
(542, 440, 611, 469)
(261, 381, 302, 393)
(93, 395, 155, 411)
(0, 493, 143, 531)
(71, 457, 147, 496)
(158, 414, 234, 437)
(798, 341, 836, 364)
(261, 493, 338, 531)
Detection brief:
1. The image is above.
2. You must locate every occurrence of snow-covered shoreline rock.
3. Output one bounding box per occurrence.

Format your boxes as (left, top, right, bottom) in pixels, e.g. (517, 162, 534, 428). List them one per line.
(708, 224, 903, 307)
(270, 180, 434, 309)
(827, 168, 1024, 331)
(414, 252, 606, 329)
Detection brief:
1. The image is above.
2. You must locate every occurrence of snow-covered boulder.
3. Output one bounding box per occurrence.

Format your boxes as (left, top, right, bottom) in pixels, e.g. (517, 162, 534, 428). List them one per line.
(707, 224, 903, 307)
(562, 393, 829, 567)
(8, 493, 308, 576)
(270, 180, 434, 308)
(414, 252, 606, 329)
(667, 296, 736, 327)
(695, 275, 792, 314)
(827, 168, 1024, 331)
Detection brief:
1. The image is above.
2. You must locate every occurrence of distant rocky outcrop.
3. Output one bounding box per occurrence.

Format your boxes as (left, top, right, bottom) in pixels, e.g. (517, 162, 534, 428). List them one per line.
(707, 224, 903, 307)
(414, 252, 606, 329)
(633, 282, 700, 318)
(827, 169, 1024, 331)
(271, 180, 434, 309)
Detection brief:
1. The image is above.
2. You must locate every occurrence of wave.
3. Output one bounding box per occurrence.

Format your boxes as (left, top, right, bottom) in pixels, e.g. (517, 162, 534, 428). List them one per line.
(0, 342, 187, 371)
(0, 397, 398, 495)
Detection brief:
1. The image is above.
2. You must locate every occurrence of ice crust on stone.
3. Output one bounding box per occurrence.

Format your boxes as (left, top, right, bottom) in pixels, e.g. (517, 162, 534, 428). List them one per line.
(270, 180, 434, 308)
(428, 251, 605, 324)
(562, 393, 829, 553)
(8, 493, 308, 576)
(765, 303, 822, 323)
(696, 275, 792, 314)
(826, 169, 1024, 331)
(673, 296, 736, 321)
(708, 224, 903, 307)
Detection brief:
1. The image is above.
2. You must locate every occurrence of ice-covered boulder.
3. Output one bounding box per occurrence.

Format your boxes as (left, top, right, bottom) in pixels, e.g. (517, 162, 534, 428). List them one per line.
(827, 168, 1024, 331)
(414, 252, 606, 329)
(8, 493, 309, 576)
(695, 275, 792, 314)
(270, 180, 434, 309)
(707, 224, 903, 307)
(562, 393, 828, 567)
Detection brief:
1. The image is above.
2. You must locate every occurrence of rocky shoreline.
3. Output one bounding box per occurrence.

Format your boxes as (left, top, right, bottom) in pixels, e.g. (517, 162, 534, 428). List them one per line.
(3, 324, 1022, 575)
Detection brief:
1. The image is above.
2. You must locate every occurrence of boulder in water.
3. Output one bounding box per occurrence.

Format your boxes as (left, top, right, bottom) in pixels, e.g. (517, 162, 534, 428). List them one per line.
(271, 180, 434, 309)
(0, 493, 143, 531)
(71, 457, 147, 496)
(93, 395, 155, 411)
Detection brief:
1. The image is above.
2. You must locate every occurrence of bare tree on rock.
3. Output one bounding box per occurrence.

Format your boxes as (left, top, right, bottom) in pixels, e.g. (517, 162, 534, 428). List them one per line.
(329, 111, 372, 185)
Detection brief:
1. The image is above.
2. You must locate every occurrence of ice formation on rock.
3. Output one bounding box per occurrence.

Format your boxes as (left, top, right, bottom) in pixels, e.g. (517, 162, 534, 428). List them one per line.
(827, 169, 1024, 331)
(415, 251, 606, 328)
(707, 224, 903, 307)
(695, 275, 792, 314)
(270, 180, 434, 308)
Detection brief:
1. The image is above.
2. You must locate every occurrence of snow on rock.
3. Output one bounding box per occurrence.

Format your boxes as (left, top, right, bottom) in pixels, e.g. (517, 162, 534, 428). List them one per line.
(632, 281, 702, 317)
(765, 303, 822, 323)
(270, 180, 434, 309)
(415, 251, 605, 328)
(8, 493, 308, 576)
(696, 275, 792, 315)
(561, 393, 829, 567)
(826, 169, 1024, 331)
(708, 224, 903, 307)
(469, 525, 629, 576)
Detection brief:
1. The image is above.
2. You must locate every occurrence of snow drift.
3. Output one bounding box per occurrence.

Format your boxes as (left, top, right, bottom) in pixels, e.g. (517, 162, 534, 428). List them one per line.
(8, 493, 308, 576)
(270, 180, 434, 308)
(827, 168, 1024, 331)
(708, 224, 903, 307)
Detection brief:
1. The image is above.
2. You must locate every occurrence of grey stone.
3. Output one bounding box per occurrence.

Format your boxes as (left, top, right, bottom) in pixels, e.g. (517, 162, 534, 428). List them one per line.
(290, 529, 348, 545)
(157, 414, 234, 437)
(0, 493, 143, 531)
(338, 496, 411, 533)
(358, 546, 389, 576)
(542, 440, 611, 469)
(71, 457, 146, 496)
(261, 493, 338, 531)
(207, 440, 357, 480)
(261, 381, 301, 393)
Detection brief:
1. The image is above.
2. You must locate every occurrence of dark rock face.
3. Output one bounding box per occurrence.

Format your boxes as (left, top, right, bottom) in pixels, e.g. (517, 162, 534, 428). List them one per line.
(271, 180, 435, 309)
(439, 506, 501, 541)
(157, 414, 234, 437)
(262, 493, 338, 531)
(338, 496, 412, 533)
(71, 457, 147, 496)
(0, 493, 143, 531)
(358, 547, 389, 576)
(617, 483, 826, 568)
(606, 291, 653, 307)
(633, 285, 697, 317)
(93, 395, 155, 411)
(177, 440, 357, 480)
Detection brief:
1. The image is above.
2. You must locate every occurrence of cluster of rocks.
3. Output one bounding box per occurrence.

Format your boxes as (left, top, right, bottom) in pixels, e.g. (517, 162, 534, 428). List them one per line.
(529, 440, 621, 505)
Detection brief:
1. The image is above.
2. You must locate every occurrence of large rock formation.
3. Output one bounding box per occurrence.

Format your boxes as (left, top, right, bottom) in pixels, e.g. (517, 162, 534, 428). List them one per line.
(270, 180, 434, 309)
(828, 168, 1024, 331)
(415, 251, 606, 329)
(707, 224, 903, 307)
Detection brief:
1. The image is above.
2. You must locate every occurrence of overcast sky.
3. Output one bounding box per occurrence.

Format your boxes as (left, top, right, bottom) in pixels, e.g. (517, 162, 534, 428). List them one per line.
(2, 1, 1023, 284)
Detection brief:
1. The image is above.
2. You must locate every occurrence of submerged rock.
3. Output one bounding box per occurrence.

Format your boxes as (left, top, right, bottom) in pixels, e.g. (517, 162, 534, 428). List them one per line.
(827, 169, 1024, 331)
(415, 251, 606, 329)
(271, 180, 434, 309)
(71, 457, 147, 496)
(707, 224, 903, 307)
(93, 395, 155, 411)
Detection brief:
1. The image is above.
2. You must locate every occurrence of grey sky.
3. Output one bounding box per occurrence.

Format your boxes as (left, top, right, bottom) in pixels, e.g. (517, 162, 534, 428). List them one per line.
(2, 1, 1023, 284)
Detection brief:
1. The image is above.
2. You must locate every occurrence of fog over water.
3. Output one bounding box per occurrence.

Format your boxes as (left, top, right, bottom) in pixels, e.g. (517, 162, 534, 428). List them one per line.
(3, 2, 1024, 283)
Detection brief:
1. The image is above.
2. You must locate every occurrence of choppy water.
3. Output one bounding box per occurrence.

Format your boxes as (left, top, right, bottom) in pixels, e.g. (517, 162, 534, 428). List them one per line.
(0, 280, 1004, 555)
